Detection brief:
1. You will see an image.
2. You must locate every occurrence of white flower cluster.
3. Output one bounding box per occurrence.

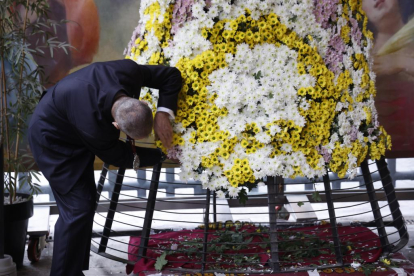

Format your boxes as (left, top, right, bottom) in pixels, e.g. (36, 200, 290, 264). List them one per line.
(178, 43, 326, 187)
(210, 43, 313, 129)
(162, 0, 331, 66)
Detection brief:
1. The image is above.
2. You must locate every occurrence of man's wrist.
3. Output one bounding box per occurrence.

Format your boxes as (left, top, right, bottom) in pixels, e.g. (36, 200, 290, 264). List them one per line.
(156, 107, 175, 119)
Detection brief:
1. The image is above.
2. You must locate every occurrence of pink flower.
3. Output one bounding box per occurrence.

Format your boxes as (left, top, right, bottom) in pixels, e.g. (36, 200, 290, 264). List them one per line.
(167, 146, 182, 160)
(171, 0, 195, 34)
(325, 34, 345, 74)
(350, 18, 362, 45)
(316, 145, 332, 163)
(313, 0, 339, 29)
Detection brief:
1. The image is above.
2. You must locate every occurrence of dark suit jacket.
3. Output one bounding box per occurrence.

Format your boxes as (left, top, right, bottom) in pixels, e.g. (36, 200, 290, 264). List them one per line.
(28, 59, 182, 194)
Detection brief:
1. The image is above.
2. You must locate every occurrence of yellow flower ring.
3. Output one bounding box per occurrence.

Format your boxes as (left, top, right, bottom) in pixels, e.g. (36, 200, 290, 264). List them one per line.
(126, 1, 391, 198)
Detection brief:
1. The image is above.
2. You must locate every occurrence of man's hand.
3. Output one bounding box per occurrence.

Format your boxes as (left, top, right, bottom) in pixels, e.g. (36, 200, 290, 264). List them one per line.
(154, 112, 173, 150)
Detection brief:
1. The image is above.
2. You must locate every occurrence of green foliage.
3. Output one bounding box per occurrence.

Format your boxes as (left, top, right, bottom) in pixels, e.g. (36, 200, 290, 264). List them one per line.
(1, 0, 71, 203)
(253, 70, 262, 80)
(153, 224, 401, 274)
(153, 224, 357, 272)
(278, 230, 331, 261)
(360, 263, 377, 276)
(236, 186, 248, 205)
(312, 191, 322, 202)
(154, 251, 168, 271)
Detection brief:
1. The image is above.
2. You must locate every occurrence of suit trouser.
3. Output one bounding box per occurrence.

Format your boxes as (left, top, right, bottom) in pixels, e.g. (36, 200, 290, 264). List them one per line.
(50, 179, 96, 276)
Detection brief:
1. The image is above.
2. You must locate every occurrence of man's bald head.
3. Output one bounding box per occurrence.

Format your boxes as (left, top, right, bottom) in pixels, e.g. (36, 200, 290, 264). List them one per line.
(112, 97, 153, 139)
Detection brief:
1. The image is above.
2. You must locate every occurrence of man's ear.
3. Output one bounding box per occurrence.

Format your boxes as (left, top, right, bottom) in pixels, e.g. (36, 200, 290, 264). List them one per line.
(112, 122, 120, 129)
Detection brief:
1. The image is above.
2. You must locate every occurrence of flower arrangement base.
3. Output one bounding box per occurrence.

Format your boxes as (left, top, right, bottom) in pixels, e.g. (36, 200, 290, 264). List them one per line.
(126, 223, 383, 274)
(92, 158, 408, 274)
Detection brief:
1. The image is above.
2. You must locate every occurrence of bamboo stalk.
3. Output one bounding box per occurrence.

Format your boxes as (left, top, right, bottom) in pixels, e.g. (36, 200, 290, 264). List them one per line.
(0, 4, 16, 204)
(0, 18, 3, 210)
(0, 17, 3, 145)
(1, 56, 13, 204)
(14, 0, 31, 161)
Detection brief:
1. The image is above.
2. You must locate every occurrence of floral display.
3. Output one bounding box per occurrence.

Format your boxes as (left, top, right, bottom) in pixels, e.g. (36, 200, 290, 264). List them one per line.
(127, 223, 382, 273)
(124, 0, 391, 199)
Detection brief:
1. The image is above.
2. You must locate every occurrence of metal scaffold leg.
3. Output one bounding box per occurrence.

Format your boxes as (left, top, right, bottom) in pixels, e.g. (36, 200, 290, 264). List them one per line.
(138, 162, 162, 260)
(323, 174, 343, 265)
(201, 189, 211, 273)
(360, 160, 391, 254)
(266, 176, 282, 272)
(98, 167, 125, 253)
(95, 164, 109, 210)
(376, 158, 409, 252)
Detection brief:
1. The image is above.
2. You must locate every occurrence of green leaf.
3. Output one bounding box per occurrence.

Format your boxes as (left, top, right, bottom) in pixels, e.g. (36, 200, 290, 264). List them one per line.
(297, 201, 304, 207)
(237, 188, 248, 205)
(319, 259, 328, 265)
(312, 191, 322, 202)
(154, 251, 168, 271)
(253, 70, 262, 80)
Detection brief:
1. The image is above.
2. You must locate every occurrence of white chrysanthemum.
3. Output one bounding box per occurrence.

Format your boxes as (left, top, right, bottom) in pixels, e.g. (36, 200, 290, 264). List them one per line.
(228, 186, 240, 198)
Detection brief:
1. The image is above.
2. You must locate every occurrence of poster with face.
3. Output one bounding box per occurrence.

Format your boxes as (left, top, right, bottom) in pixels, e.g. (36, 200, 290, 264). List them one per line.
(24, 0, 99, 87)
(29, 0, 140, 87)
(19, 0, 140, 169)
(362, 0, 414, 158)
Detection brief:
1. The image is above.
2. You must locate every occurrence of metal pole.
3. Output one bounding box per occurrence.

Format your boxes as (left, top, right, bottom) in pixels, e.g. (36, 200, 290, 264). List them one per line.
(201, 189, 211, 273)
(360, 160, 390, 254)
(376, 158, 409, 252)
(0, 143, 4, 259)
(323, 174, 343, 265)
(266, 176, 280, 272)
(213, 191, 217, 225)
(98, 167, 125, 253)
(95, 164, 109, 211)
(138, 162, 162, 260)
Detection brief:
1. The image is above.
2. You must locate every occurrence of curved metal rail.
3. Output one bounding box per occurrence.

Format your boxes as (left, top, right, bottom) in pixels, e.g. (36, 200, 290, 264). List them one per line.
(92, 158, 409, 273)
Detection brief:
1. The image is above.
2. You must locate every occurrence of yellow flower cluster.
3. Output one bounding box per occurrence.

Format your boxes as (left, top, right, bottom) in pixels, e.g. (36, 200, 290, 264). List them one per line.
(224, 158, 255, 187)
(343, 0, 374, 41)
(128, 2, 173, 65)
(369, 127, 391, 161)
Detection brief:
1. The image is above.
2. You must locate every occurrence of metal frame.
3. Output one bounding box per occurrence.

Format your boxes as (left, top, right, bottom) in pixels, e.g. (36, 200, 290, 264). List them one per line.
(91, 158, 408, 273)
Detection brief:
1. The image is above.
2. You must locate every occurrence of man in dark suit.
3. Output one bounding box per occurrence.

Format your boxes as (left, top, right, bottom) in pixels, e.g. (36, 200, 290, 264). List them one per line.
(28, 59, 182, 276)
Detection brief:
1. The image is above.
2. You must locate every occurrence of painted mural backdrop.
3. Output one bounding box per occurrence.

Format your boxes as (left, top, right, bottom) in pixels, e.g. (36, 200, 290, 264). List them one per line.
(22, 0, 140, 169)
(32, 0, 141, 85)
(36, 0, 414, 161)
(362, 0, 414, 158)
